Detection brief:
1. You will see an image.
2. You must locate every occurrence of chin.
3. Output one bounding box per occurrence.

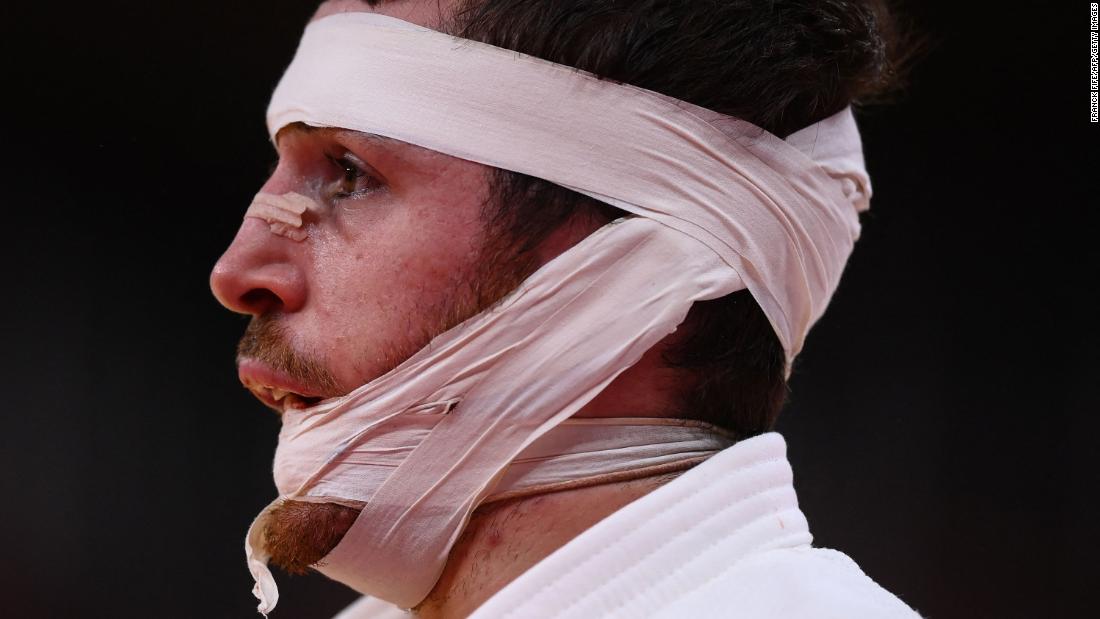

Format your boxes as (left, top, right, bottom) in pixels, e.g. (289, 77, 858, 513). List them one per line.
(263, 500, 362, 575)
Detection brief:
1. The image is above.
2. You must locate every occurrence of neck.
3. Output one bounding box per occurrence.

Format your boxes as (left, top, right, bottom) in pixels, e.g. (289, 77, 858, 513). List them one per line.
(408, 330, 693, 616)
(411, 471, 681, 618)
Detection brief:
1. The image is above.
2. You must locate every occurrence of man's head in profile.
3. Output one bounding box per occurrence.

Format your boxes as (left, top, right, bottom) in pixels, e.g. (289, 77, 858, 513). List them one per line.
(210, 1, 920, 617)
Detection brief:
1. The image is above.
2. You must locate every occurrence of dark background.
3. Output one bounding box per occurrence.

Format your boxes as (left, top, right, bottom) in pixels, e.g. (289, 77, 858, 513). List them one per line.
(2, 1, 1095, 618)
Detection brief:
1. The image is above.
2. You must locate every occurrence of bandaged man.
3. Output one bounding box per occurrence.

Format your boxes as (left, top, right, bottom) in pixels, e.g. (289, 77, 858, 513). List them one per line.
(210, 0, 921, 617)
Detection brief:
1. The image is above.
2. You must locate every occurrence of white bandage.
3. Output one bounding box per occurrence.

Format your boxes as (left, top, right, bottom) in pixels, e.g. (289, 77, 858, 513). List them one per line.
(244, 12, 873, 614)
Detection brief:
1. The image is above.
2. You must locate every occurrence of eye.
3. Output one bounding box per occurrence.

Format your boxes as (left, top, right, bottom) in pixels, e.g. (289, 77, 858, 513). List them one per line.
(326, 153, 383, 199)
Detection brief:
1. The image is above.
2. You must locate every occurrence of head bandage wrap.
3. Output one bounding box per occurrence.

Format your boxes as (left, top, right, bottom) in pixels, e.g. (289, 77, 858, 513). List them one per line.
(245, 11, 872, 614)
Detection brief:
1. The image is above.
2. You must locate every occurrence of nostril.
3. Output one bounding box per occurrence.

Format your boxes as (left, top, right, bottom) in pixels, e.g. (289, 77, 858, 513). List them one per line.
(241, 288, 282, 314)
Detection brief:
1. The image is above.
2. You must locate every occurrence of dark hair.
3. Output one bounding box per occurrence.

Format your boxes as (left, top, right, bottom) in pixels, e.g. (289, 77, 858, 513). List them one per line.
(363, 0, 916, 438)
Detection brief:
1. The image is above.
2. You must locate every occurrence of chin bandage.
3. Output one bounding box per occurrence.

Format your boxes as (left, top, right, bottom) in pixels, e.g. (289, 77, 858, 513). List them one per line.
(244, 12, 872, 614)
(244, 191, 322, 241)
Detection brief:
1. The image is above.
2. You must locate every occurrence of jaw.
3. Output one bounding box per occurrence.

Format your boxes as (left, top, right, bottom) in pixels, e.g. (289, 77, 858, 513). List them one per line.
(262, 499, 361, 575)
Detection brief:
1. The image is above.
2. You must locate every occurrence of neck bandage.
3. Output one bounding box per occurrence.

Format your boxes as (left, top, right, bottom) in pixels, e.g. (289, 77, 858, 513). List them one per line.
(245, 12, 872, 614)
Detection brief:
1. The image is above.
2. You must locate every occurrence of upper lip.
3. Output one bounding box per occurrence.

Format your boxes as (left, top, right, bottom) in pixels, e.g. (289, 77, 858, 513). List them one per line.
(238, 358, 326, 413)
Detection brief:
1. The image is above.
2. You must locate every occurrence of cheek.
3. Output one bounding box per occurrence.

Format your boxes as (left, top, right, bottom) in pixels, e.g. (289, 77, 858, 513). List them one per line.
(294, 169, 490, 385)
(312, 209, 483, 308)
(319, 161, 489, 299)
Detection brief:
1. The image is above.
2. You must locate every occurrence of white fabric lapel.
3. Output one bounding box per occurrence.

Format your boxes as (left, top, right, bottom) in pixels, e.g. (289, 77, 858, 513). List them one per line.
(469, 432, 811, 618)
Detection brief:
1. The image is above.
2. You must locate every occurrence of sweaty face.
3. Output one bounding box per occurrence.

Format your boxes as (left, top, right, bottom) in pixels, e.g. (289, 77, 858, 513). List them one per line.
(210, 0, 600, 578)
(211, 123, 524, 413)
(209, 0, 514, 578)
(212, 0, 506, 413)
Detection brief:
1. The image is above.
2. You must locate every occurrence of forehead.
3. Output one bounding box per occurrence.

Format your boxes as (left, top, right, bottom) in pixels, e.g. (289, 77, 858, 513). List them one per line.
(274, 122, 396, 149)
(280, 1, 464, 155)
(313, 0, 462, 29)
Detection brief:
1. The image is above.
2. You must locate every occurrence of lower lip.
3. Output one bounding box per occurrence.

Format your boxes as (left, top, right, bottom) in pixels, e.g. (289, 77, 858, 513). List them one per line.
(237, 358, 323, 400)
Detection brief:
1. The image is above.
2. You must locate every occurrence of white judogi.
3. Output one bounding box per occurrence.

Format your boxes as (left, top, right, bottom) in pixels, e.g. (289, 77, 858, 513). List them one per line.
(334, 433, 921, 618)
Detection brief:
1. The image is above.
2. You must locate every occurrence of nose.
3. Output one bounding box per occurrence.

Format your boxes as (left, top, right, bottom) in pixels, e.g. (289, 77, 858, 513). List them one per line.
(210, 216, 309, 316)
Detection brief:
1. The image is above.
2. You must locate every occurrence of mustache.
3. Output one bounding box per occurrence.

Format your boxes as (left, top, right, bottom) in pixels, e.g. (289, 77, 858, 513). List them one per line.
(236, 315, 341, 397)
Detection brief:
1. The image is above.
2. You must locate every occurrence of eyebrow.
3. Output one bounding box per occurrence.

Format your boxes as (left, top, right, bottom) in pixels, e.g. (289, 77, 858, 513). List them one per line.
(274, 122, 398, 148)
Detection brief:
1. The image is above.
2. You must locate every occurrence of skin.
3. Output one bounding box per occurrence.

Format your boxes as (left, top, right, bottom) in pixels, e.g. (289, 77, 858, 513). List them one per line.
(210, 1, 690, 616)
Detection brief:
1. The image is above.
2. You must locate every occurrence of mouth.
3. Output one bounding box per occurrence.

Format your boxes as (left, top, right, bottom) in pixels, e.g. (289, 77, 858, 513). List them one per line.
(238, 359, 326, 414)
